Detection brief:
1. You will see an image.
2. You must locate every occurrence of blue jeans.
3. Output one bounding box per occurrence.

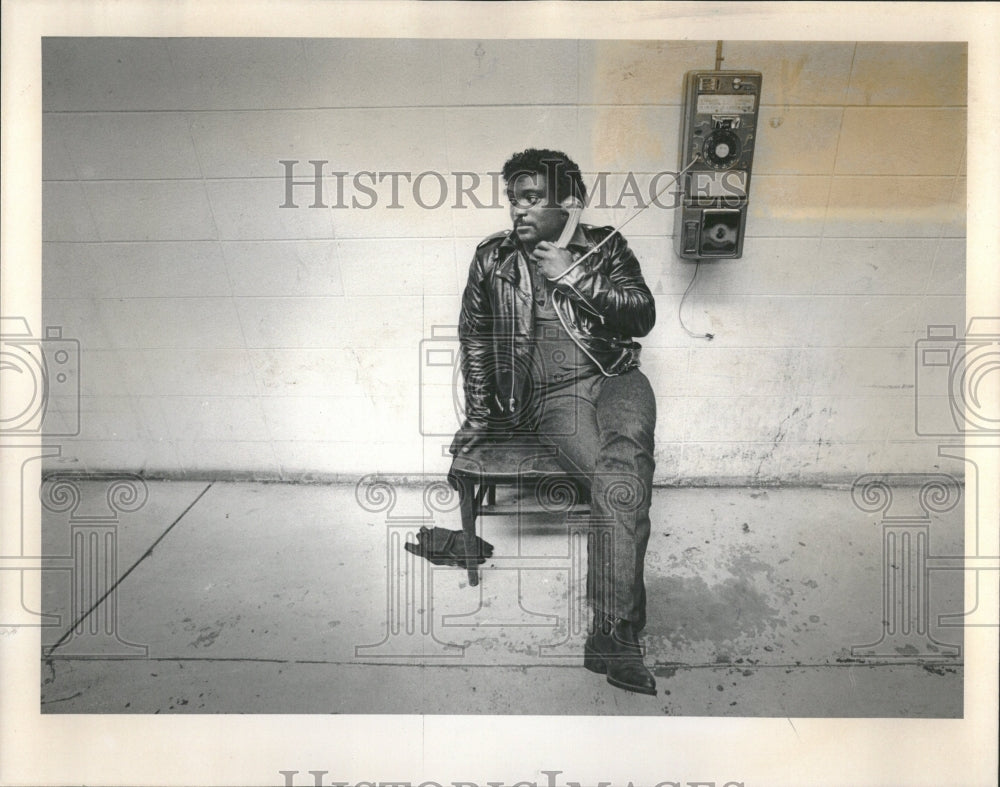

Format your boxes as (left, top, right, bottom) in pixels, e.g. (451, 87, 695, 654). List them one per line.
(533, 369, 656, 631)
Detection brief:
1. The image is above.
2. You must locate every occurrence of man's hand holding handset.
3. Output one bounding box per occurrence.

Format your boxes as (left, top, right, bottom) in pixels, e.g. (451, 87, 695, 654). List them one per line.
(529, 241, 574, 280)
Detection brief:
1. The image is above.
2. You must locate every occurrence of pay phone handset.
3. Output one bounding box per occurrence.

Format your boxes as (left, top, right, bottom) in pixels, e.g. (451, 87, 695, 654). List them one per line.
(674, 70, 762, 260)
(555, 196, 583, 248)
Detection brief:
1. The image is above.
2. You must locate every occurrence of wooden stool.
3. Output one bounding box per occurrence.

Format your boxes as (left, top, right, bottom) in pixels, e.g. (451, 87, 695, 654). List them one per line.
(448, 436, 590, 586)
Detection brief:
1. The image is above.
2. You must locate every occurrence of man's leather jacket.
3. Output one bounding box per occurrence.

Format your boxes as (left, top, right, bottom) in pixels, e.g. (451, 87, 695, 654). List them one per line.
(457, 223, 655, 432)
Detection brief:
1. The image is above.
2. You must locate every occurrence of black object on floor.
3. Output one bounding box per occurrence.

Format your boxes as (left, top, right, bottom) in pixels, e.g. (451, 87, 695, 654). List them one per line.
(403, 526, 494, 568)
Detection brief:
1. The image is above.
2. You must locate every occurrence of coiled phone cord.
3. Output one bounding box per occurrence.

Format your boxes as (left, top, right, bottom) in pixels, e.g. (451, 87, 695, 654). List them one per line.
(511, 154, 712, 411)
(568, 154, 704, 271)
(571, 154, 715, 342)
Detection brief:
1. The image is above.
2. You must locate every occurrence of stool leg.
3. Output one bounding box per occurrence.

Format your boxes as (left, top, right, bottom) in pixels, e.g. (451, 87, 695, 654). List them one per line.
(487, 484, 497, 507)
(457, 477, 479, 586)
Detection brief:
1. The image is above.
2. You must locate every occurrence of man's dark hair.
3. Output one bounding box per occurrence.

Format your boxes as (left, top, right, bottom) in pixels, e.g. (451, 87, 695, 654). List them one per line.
(502, 148, 587, 205)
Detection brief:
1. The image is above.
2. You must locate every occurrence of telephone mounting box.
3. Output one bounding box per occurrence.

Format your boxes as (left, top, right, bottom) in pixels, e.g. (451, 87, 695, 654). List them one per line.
(674, 70, 762, 260)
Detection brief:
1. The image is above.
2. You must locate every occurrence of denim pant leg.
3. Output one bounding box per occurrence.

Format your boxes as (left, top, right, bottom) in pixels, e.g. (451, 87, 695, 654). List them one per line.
(593, 370, 656, 630)
(535, 369, 656, 630)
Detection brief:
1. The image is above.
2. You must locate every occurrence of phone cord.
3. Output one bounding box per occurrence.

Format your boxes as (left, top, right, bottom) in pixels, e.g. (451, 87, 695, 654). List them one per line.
(569, 154, 703, 271)
(679, 260, 714, 340)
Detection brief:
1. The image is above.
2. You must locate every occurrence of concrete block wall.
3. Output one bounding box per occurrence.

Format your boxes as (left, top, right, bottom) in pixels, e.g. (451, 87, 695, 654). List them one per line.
(41, 39, 967, 483)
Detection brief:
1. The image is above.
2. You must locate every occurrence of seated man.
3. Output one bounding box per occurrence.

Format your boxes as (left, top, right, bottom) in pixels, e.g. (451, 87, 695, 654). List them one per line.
(449, 148, 658, 696)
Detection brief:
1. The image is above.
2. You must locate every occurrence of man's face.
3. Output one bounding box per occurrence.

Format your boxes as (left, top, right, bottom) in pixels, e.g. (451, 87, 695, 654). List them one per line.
(507, 172, 568, 247)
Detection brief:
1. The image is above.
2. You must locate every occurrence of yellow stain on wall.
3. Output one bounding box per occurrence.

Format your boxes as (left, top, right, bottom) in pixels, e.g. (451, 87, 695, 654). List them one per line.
(588, 105, 666, 172)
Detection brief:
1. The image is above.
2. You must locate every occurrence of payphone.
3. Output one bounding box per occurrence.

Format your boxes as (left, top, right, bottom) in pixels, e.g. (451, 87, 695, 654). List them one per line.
(674, 70, 762, 259)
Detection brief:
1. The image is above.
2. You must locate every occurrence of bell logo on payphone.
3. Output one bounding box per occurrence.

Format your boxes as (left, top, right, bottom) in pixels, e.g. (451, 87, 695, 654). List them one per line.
(673, 70, 762, 260)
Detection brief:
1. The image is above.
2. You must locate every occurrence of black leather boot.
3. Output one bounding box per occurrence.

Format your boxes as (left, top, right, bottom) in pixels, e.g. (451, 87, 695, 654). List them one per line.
(584, 614, 657, 696)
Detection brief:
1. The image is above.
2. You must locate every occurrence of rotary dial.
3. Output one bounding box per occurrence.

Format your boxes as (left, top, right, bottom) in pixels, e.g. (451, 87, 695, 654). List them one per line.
(703, 129, 741, 170)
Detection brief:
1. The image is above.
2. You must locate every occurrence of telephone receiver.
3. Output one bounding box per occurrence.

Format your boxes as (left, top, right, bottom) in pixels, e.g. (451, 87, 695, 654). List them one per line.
(555, 196, 583, 248)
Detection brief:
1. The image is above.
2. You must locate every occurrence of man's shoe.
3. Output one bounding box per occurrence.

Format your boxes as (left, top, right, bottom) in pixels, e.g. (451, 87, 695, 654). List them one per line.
(583, 615, 657, 696)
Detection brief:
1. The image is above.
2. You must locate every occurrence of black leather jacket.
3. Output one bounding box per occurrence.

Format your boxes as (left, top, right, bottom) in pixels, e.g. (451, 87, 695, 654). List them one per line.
(458, 223, 655, 431)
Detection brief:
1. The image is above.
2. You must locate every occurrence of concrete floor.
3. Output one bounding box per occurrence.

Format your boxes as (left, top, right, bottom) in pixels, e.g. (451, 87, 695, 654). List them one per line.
(39, 479, 964, 716)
